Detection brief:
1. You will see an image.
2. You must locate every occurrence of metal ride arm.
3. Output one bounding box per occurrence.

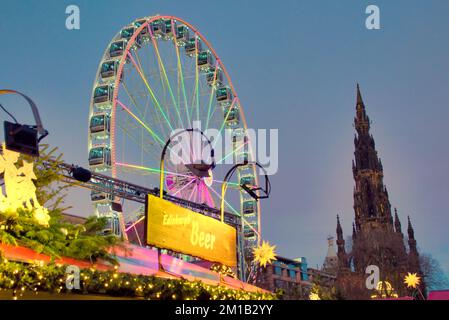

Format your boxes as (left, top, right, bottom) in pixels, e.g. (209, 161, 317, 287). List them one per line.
(44, 160, 241, 228)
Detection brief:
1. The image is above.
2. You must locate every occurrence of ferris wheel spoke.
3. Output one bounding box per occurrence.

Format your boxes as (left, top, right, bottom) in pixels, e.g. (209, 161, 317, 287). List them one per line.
(206, 108, 220, 133)
(196, 182, 202, 204)
(198, 182, 203, 204)
(210, 178, 241, 188)
(115, 162, 196, 179)
(135, 50, 173, 132)
(204, 114, 249, 165)
(210, 97, 238, 151)
(116, 99, 165, 146)
(206, 184, 260, 237)
(127, 51, 175, 132)
(141, 92, 160, 141)
(114, 130, 186, 168)
(194, 36, 200, 124)
(184, 61, 195, 126)
(144, 42, 172, 129)
(201, 182, 208, 205)
(187, 35, 200, 125)
(151, 38, 173, 128)
(121, 82, 167, 146)
(188, 183, 198, 202)
(170, 178, 196, 197)
(172, 20, 190, 126)
(205, 184, 240, 216)
(197, 180, 205, 204)
(116, 122, 158, 162)
(148, 29, 184, 129)
(217, 139, 249, 164)
(148, 34, 179, 137)
(200, 180, 215, 208)
(122, 82, 146, 121)
(133, 49, 149, 105)
(147, 94, 170, 145)
(132, 50, 166, 129)
(204, 62, 219, 132)
(118, 132, 158, 167)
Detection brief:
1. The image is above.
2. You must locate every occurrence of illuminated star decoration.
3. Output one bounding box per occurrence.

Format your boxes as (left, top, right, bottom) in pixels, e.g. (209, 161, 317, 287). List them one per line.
(253, 241, 277, 268)
(404, 272, 421, 289)
(0, 144, 50, 226)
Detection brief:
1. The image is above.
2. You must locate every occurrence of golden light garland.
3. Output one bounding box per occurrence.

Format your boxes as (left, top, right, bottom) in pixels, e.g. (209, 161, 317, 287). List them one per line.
(0, 254, 276, 300)
(370, 281, 398, 299)
(210, 263, 236, 278)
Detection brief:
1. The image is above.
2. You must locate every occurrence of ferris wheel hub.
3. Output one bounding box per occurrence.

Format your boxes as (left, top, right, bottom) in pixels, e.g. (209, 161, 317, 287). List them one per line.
(185, 162, 213, 178)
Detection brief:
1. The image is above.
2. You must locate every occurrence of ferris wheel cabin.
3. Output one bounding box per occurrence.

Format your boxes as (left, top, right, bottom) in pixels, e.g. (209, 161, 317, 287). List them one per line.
(197, 50, 214, 70)
(185, 38, 202, 56)
(109, 40, 126, 58)
(240, 175, 255, 187)
(134, 18, 150, 37)
(239, 151, 250, 164)
(160, 19, 174, 39)
(224, 104, 240, 126)
(232, 132, 249, 145)
(243, 200, 257, 216)
(175, 24, 190, 45)
(121, 26, 141, 47)
(89, 113, 111, 139)
(149, 19, 163, 38)
(100, 60, 119, 80)
(88, 145, 112, 169)
(243, 226, 256, 240)
(206, 67, 223, 86)
(93, 85, 113, 108)
(120, 26, 135, 40)
(216, 86, 233, 105)
(232, 132, 250, 163)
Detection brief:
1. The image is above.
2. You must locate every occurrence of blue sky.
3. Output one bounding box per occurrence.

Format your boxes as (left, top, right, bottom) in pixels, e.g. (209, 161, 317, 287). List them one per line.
(1, 0, 449, 281)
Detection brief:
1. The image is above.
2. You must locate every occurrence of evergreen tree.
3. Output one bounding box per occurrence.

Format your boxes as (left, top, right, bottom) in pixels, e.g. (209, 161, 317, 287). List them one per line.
(0, 145, 122, 264)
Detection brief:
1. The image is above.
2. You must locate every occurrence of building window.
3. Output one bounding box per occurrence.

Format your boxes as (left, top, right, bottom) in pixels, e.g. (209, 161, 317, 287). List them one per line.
(274, 266, 282, 276)
(274, 279, 287, 290)
(289, 270, 296, 279)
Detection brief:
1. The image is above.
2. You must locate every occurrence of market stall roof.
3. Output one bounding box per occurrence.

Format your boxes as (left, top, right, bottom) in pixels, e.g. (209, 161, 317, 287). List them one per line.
(0, 243, 269, 294)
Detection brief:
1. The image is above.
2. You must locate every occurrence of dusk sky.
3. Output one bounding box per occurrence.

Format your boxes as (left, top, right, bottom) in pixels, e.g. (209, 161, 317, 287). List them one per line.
(1, 0, 449, 279)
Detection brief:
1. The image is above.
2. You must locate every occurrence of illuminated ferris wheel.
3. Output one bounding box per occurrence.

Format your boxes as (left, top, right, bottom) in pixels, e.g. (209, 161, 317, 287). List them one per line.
(87, 15, 261, 271)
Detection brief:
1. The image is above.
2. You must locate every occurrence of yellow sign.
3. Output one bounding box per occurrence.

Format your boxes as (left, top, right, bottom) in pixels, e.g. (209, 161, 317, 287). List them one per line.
(146, 195, 237, 266)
